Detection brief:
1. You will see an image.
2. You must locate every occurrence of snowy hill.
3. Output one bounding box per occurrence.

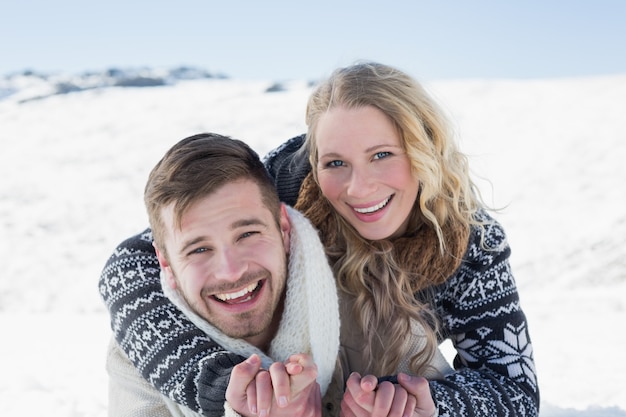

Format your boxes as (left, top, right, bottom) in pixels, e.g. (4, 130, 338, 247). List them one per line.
(0, 66, 227, 103)
(1, 68, 625, 416)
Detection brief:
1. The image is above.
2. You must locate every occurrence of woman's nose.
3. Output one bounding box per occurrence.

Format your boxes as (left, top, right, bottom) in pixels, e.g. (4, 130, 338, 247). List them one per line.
(346, 167, 375, 198)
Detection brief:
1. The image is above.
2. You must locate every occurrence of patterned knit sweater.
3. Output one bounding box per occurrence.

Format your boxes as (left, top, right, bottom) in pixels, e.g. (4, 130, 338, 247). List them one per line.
(99, 135, 539, 417)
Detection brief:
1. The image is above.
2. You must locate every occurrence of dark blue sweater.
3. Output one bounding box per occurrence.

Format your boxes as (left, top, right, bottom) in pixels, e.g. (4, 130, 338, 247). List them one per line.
(99, 135, 539, 417)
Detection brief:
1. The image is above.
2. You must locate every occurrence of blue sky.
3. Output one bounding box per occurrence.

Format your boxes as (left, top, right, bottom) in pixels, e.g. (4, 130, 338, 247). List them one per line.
(2, 0, 625, 81)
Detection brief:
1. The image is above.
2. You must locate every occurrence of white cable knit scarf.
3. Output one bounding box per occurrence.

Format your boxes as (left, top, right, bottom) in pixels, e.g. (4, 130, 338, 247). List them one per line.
(161, 206, 340, 396)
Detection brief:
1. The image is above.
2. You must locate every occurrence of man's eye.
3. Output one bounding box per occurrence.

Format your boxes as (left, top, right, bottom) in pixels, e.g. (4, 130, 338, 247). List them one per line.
(189, 247, 208, 255)
(240, 231, 260, 240)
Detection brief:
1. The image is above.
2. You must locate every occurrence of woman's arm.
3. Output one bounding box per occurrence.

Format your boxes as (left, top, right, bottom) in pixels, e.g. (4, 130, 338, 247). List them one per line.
(431, 213, 540, 417)
(99, 228, 245, 416)
(263, 134, 310, 206)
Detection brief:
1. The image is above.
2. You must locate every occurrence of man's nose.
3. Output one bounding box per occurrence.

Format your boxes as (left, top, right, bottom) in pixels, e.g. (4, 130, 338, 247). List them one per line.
(212, 247, 246, 282)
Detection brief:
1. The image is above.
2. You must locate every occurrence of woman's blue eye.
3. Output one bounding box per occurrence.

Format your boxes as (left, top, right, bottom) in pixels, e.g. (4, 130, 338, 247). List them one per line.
(374, 151, 391, 160)
(326, 160, 344, 167)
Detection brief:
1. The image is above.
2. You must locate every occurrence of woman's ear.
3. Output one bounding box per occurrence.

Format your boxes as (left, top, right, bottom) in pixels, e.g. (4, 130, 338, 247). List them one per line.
(154, 242, 177, 289)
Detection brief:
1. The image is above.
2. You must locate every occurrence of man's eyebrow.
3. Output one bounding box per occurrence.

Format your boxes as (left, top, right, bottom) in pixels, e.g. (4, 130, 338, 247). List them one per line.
(178, 218, 268, 255)
(230, 217, 267, 230)
(179, 236, 207, 256)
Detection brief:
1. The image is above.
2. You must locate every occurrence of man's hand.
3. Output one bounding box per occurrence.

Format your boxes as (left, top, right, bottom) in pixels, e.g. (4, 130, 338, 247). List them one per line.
(340, 372, 435, 417)
(225, 353, 322, 417)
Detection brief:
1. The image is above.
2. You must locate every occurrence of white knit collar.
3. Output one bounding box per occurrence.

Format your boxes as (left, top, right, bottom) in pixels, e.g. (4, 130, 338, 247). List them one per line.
(161, 206, 340, 394)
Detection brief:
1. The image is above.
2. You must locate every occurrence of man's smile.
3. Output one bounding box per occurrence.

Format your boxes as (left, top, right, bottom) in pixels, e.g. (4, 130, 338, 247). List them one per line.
(212, 281, 263, 305)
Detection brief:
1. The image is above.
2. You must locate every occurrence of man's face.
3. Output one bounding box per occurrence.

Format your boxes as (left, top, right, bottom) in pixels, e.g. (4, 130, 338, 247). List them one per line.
(155, 179, 291, 348)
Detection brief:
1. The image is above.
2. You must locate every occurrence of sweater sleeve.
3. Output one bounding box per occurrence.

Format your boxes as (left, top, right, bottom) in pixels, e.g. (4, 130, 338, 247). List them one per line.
(263, 134, 310, 206)
(98, 228, 245, 417)
(431, 213, 540, 417)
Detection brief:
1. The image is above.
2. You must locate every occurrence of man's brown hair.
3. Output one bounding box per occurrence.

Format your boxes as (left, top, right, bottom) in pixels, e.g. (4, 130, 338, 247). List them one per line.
(144, 133, 281, 253)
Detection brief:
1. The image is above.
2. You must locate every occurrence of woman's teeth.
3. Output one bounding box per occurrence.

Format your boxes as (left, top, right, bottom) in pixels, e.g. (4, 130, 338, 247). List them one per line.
(353, 196, 391, 214)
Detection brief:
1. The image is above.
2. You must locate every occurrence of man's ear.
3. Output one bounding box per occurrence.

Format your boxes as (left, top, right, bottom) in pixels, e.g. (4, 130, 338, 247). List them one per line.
(154, 242, 177, 289)
(279, 203, 292, 254)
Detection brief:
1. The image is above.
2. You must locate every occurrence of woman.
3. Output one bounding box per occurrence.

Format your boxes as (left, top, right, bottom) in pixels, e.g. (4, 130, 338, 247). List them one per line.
(266, 62, 538, 416)
(100, 62, 538, 417)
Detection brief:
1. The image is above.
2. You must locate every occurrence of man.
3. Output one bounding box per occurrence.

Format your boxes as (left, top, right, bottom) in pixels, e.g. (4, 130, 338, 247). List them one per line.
(104, 133, 342, 416)
(103, 133, 434, 417)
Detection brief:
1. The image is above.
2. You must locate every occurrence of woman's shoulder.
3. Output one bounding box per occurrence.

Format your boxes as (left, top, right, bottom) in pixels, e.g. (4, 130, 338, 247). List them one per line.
(263, 134, 311, 206)
(453, 209, 512, 283)
(433, 210, 521, 331)
(468, 209, 509, 255)
(432, 210, 512, 298)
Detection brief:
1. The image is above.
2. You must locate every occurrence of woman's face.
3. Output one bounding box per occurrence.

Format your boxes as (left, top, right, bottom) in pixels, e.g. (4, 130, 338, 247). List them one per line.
(314, 105, 420, 240)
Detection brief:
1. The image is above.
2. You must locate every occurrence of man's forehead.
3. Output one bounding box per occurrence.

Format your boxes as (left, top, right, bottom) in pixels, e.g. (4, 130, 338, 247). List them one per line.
(161, 180, 272, 239)
(165, 199, 271, 235)
(165, 180, 265, 222)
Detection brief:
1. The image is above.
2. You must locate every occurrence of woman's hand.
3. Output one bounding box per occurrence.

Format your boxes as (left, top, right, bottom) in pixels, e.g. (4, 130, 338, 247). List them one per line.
(340, 372, 436, 417)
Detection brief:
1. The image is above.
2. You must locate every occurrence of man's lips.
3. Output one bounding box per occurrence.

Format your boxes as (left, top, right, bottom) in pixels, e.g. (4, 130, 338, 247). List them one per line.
(212, 281, 262, 305)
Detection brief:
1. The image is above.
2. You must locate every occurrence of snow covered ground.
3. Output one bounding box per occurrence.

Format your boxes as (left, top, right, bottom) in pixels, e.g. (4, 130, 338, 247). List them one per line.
(1, 71, 625, 416)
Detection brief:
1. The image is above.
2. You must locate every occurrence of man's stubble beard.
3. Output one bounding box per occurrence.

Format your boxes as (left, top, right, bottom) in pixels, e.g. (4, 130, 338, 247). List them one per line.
(177, 270, 280, 340)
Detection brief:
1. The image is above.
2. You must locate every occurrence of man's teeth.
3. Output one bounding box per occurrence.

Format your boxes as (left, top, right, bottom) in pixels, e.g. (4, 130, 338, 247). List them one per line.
(353, 197, 391, 214)
(214, 282, 258, 302)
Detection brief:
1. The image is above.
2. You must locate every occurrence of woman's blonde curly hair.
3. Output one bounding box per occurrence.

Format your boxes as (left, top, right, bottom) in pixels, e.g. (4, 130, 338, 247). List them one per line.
(300, 62, 484, 376)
